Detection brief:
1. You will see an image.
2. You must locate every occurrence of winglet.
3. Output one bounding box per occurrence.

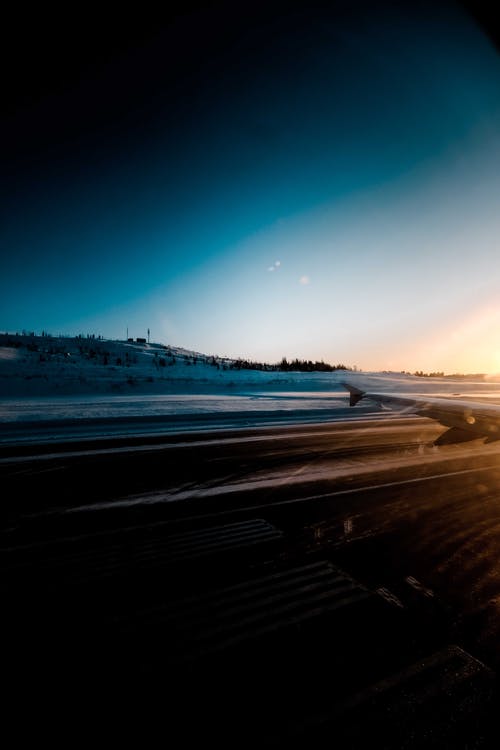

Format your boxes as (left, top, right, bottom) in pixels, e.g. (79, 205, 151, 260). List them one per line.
(342, 382, 365, 407)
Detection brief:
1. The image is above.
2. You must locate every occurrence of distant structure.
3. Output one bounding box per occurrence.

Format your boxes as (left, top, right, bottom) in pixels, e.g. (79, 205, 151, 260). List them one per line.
(147, 328, 150, 344)
(136, 337, 146, 344)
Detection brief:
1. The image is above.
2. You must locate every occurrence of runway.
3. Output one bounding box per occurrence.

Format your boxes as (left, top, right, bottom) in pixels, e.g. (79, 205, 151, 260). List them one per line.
(4, 414, 500, 744)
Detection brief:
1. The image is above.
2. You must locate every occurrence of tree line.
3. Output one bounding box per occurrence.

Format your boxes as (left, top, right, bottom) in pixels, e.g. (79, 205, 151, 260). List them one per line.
(410, 370, 485, 379)
(229, 357, 353, 372)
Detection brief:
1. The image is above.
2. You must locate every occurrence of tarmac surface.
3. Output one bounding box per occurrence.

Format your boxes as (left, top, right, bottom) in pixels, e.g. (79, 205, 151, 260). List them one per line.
(3, 414, 500, 745)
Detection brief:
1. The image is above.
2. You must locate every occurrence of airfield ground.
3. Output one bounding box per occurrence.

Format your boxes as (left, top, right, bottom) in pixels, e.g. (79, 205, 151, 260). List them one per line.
(3, 416, 500, 746)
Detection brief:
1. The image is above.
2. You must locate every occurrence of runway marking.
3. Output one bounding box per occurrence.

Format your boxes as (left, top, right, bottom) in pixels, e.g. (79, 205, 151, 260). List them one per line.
(61, 461, 500, 516)
(405, 576, 434, 598)
(249, 463, 500, 512)
(376, 587, 405, 608)
(168, 453, 500, 503)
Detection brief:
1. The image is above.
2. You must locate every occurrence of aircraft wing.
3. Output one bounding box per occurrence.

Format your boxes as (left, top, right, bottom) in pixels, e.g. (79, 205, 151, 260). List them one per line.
(342, 382, 500, 445)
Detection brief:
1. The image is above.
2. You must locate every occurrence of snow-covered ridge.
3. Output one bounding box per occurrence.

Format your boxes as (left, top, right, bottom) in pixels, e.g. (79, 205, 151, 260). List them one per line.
(0, 333, 351, 397)
(1, 332, 498, 400)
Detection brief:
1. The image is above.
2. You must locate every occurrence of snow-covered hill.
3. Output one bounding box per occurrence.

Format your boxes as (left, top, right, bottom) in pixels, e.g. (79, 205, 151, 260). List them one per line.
(0, 333, 350, 397)
(1, 332, 497, 401)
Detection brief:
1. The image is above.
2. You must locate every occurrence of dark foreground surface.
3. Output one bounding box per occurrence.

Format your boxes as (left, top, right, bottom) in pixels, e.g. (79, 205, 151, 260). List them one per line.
(3, 416, 500, 746)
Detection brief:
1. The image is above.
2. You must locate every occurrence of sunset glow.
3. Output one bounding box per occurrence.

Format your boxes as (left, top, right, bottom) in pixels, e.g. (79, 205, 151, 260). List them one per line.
(2, 2, 500, 373)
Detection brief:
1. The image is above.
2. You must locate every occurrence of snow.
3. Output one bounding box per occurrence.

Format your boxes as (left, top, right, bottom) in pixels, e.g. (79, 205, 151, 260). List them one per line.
(0, 334, 353, 423)
(0, 333, 346, 397)
(0, 347, 21, 361)
(2, 333, 500, 426)
(0, 393, 350, 423)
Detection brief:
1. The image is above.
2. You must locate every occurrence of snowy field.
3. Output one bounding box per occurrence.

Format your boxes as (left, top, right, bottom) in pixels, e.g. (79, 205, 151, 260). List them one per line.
(0, 392, 353, 422)
(2, 333, 500, 428)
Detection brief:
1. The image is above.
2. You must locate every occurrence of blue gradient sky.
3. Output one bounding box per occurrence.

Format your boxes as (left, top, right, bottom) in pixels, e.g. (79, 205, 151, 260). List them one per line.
(2, 2, 500, 372)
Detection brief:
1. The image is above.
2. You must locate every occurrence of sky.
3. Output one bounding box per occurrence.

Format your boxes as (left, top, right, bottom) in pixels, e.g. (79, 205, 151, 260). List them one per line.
(2, 1, 500, 373)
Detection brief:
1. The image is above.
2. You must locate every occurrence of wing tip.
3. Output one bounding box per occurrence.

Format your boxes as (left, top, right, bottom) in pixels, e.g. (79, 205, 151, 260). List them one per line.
(342, 382, 365, 407)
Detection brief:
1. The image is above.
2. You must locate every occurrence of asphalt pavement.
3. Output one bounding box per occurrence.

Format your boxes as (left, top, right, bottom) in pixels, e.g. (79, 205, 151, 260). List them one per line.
(3, 415, 500, 746)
